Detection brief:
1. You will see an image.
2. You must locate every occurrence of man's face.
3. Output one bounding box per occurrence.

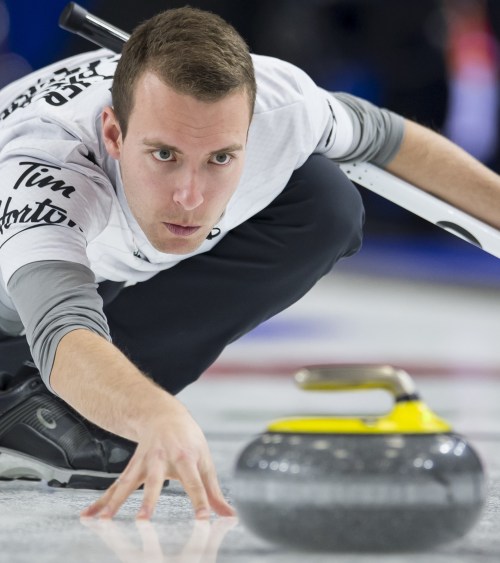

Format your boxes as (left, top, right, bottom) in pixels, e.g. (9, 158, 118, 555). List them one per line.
(102, 71, 250, 254)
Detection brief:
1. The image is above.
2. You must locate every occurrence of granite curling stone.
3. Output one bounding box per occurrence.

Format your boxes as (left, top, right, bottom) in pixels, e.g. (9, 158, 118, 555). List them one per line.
(233, 365, 486, 552)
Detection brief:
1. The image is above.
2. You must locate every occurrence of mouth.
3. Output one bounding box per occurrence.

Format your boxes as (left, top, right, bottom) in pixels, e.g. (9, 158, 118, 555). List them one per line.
(163, 223, 201, 237)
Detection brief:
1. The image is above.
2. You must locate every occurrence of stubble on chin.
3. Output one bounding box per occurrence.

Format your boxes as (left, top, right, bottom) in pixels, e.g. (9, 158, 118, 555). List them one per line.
(150, 230, 207, 255)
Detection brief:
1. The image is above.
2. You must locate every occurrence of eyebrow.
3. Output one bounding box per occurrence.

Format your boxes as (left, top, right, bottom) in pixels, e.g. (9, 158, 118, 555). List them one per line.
(142, 139, 244, 154)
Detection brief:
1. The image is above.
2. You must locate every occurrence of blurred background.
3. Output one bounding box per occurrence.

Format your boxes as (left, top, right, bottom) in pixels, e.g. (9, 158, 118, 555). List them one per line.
(2, 0, 500, 285)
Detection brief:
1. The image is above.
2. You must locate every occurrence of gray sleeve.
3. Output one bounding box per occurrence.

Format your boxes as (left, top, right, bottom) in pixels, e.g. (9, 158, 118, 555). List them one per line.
(7, 260, 111, 393)
(329, 92, 405, 167)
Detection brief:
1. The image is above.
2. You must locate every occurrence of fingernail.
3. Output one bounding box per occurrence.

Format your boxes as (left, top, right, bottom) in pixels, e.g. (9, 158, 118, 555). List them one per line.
(137, 508, 149, 520)
(196, 508, 210, 520)
(98, 506, 112, 519)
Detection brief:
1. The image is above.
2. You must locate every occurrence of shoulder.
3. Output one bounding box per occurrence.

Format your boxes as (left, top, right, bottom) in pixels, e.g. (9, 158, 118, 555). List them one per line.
(0, 50, 120, 200)
(0, 49, 118, 150)
(251, 54, 320, 114)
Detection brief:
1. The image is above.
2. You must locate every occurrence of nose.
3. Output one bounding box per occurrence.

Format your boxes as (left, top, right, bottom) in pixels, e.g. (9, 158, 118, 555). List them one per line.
(172, 169, 204, 211)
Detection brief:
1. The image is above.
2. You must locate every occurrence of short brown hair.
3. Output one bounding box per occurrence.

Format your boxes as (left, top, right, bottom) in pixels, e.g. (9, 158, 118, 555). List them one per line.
(112, 7, 256, 137)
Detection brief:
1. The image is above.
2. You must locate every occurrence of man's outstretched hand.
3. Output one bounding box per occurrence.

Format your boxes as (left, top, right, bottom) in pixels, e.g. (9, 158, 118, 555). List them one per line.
(50, 330, 235, 521)
(81, 401, 235, 520)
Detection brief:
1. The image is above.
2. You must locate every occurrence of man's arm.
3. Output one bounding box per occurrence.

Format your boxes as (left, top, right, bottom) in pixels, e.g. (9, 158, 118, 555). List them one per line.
(7, 261, 233, 520)
(324, 93, 500, 233)
(51, 328, 235, 520)
(385, 119, 500, 230)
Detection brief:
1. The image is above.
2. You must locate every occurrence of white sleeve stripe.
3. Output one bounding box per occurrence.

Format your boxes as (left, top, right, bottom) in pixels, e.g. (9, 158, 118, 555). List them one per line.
(326, 92, 405, 166)
(319, 91, 355, 158)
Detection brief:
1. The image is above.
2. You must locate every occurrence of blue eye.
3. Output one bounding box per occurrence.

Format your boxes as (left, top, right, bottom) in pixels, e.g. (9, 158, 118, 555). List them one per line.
(152, 149, 174, 161)
(210, 153, 231, 165)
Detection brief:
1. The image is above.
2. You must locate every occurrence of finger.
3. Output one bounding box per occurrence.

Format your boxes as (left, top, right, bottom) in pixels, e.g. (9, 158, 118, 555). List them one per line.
(202, 466, 236, 517)
(99, 473, 144, 518)
(177, 458, 211, 519)
(136, 457, 166, 520)
(81, 478, 122, 517)
(82, 469, 142, 519)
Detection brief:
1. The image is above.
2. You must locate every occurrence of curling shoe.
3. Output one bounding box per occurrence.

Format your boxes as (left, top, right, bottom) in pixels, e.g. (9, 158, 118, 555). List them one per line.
(0, 362, 137, 490)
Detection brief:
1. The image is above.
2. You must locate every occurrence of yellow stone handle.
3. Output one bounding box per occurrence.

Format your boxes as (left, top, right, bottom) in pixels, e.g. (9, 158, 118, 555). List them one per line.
(263, 365, 453, 433)
(295, 365, 418, 401)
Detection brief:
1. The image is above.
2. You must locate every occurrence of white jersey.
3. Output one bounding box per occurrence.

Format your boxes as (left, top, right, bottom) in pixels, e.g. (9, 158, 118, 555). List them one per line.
(0, 48, 405, 386)
(0, 49, 355, 294)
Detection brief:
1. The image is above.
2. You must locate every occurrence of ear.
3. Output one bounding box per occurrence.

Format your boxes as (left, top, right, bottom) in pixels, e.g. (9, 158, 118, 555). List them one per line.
(102, 106, 123, 160)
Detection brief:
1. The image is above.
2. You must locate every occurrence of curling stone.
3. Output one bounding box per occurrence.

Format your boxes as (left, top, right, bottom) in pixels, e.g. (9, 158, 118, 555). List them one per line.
(233, 365, 486, 552)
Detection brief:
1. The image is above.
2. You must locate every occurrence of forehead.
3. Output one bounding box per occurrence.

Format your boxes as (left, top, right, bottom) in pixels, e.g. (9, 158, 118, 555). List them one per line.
(128, 71, 251, 139)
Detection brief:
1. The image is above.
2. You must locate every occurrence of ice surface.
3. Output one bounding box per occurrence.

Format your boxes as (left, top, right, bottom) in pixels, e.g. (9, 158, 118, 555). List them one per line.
(1, 272, 499, 562)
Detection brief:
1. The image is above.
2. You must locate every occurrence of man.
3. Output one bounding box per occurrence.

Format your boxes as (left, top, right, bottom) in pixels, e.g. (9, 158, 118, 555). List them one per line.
(0, 7, 498, 521)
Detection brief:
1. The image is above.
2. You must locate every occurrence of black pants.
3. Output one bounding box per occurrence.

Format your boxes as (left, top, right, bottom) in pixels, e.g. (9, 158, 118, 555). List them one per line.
(0, 156, 364, 394)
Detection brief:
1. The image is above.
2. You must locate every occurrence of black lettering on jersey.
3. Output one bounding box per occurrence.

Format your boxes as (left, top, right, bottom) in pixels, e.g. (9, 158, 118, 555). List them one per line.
(84, 151, 98, 167)
(206, 227, 221, 240)
(0, 56, 118, 121)
(13, 162, 76, 198)
(0, 196, 82, 236)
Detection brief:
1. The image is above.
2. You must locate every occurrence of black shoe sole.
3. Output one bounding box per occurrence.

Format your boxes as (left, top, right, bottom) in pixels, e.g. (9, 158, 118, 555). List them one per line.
(0, 447, 169, 490)
(0, 447, 121, 490)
